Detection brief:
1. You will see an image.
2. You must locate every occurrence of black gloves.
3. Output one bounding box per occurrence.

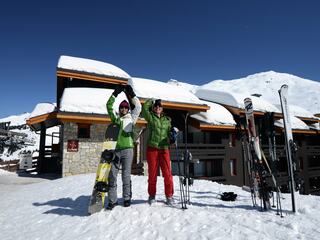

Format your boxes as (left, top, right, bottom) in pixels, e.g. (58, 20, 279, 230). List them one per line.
(124, 85, 136, 98)
(112, 85, 135, 98)
(112, 85, 124, 97)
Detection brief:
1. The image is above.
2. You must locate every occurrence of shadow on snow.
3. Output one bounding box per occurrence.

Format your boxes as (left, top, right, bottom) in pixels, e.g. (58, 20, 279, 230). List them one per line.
(33, 195, 90, 217)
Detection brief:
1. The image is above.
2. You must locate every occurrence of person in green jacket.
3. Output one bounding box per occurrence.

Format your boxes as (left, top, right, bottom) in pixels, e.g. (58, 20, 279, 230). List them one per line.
(106, 84, 141, 210)
(142, 98, 174, 206)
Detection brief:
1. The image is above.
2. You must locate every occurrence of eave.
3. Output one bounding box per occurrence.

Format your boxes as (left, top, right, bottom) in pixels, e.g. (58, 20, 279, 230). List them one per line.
(56, 68, 128, 85)
(189, 117, 236, 132)
(27, 111, 147, 129)
(139, 98, 209, 113)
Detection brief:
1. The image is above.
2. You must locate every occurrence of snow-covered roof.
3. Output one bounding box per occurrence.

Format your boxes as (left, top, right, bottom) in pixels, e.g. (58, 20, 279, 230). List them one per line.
(29, 103, 57, 118)
(275, 116, 310, 130)
(57, 55, 131, 80)
(60, 88, 128, 115)
(196, 89, 280, 113)
(282, 104, 319, 119)
(190, 101, 236, 126)
(167, 79, 199, 94)
(130, 77, 203, 105)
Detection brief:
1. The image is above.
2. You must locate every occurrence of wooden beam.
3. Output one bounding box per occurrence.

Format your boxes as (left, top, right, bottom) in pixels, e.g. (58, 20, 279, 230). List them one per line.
(189, 117, 236, 132)
(56, 113, 147, 126)
(56, 70, 128, 85)
(296, 116, 320, 124)
(26, 112, 57, 126)
(139, 98, 209, 112)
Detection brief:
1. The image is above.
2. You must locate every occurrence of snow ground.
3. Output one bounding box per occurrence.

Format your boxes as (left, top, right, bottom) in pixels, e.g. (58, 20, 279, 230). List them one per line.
(0, 173, 319, 240)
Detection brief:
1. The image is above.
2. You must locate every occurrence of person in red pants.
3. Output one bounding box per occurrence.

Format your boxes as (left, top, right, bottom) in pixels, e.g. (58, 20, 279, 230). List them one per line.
(142, 98, 174, 205)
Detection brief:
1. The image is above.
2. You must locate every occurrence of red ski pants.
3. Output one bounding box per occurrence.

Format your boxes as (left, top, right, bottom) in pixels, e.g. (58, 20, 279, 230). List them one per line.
(147, 147, 174, 198)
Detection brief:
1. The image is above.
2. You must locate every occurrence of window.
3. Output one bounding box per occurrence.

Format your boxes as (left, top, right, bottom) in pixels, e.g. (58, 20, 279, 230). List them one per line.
(78, 123, 91, 138)
(230, 159, 237, 176)
(308, 155, 320, 168)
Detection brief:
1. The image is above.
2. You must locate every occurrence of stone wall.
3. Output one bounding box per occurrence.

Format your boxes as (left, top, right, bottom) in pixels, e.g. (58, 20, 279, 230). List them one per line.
(62, 122, 107, 176)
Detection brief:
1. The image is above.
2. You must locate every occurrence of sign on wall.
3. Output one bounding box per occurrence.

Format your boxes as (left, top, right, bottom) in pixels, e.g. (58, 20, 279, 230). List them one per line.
(67, 140, 79, 152)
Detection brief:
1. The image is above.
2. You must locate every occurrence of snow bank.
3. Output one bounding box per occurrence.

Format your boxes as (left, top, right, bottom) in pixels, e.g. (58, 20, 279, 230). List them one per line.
(57, 55, 131, 80)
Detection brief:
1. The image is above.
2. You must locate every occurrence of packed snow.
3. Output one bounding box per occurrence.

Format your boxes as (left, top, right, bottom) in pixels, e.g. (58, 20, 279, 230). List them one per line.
(0, 172, 319, 240)
(57, 55, 131, 80)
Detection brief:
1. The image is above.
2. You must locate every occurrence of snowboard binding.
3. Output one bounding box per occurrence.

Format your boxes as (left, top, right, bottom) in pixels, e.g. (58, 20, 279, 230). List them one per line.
(101, 149, 119, 164)
(95, 181, 109, 192)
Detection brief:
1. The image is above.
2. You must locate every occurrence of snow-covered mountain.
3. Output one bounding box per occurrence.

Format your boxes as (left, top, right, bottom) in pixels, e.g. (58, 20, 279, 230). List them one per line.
(0, 173, 319, 240)
(197, 71, 320, 114)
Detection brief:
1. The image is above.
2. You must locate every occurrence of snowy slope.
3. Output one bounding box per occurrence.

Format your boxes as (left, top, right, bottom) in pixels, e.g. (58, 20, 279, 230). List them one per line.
(0, 112, 30, 127)
(0, 173, 319, 240)
(198, 71, 320, 114)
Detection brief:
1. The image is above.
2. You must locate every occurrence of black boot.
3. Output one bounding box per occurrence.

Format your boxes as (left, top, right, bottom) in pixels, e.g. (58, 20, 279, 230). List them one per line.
(106, 202, 118, 210)
(124, 200, 131, 207)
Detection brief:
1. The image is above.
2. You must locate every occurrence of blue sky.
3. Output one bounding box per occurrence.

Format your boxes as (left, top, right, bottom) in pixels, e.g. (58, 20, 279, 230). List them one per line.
(1, 0, 320, 118)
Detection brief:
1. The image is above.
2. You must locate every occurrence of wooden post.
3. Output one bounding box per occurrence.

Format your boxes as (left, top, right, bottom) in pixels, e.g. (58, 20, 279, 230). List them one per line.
(38, 122, 46, 173)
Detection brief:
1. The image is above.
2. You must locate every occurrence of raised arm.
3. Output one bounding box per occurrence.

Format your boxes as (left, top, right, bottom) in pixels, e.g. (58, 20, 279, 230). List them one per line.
(142, 98, 153, 122)
(106, 86, 123, 124)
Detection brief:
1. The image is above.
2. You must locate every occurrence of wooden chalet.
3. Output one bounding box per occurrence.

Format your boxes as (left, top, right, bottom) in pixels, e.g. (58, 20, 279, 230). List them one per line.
(27, 55, 320, 196)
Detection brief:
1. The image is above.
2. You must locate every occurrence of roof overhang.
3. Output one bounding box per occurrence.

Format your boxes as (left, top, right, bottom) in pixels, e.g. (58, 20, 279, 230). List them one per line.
(189, 117, 235, 132)
(26, 112, 59, 131)
(209, 103, 283, 119)
(27, 111, 147, 129)
(139, 98, 209, 113)
(296, 116, 320, 124)
(57, 68, 128, 85)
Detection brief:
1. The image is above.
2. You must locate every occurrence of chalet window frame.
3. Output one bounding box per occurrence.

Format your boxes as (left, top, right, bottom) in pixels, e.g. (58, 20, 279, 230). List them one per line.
(77, 123, 91, 139)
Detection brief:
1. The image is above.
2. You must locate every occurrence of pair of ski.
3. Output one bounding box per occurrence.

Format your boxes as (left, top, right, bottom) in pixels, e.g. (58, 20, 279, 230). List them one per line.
(173, 113, 193, 210)
(243, 97, 273, 212)
(244, 84, 298, 214)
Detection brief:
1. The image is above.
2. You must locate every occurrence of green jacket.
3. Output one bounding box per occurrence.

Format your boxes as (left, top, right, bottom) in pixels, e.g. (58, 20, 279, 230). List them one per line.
(142, 99, 171, 149)
(107, 95, 141, 149)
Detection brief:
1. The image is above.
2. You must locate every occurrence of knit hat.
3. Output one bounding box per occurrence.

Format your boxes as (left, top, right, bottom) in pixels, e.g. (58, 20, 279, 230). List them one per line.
(119, 100, 129, 109)
(153, 99, 162, 107)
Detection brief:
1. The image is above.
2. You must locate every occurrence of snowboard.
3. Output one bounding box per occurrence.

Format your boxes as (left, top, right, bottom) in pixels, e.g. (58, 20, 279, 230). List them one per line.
(88, 123, 120, 215)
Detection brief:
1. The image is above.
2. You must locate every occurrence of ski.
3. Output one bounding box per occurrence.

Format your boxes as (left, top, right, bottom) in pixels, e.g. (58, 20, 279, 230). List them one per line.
(244, 98, 271, 211)
(263, 112, 283, 217)
(88, 123, 119, 215)
(278, 84, 297, 213)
